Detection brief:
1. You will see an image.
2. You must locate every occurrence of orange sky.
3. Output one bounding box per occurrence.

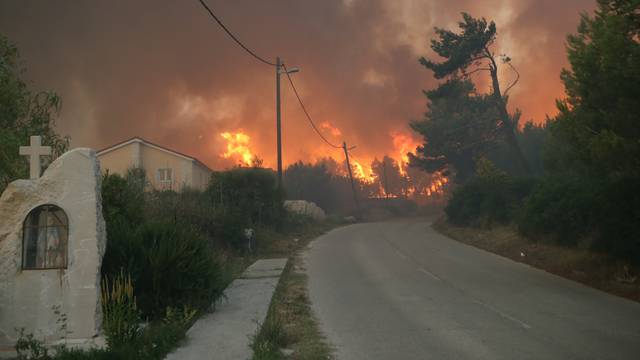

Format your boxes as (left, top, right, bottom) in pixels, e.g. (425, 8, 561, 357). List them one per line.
(0, 0, 594, 169)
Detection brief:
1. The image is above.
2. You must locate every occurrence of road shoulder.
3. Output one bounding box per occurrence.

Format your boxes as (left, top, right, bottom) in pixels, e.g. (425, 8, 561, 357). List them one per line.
(432, 216, 640, 303)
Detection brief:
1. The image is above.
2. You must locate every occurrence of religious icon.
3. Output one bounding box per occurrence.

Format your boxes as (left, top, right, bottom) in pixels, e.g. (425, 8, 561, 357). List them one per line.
(23, 205, 68, 269)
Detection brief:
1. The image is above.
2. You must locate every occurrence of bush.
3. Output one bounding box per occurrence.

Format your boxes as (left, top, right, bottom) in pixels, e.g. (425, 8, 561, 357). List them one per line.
(591, 176, 640, 264)
(114, 221, 223, 317)
(517, 176, 597, 246)
(206, 168, 284, 245)
(101, 271, 140, 348)
(445, 159, 535, 227)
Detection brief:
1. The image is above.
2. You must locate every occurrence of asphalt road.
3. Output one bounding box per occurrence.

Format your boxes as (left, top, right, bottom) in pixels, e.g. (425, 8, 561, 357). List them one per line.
(306, 219, 640, 360)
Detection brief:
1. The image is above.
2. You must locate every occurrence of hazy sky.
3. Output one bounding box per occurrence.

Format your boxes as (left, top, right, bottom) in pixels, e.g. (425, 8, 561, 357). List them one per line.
(0, 0, 593, 168)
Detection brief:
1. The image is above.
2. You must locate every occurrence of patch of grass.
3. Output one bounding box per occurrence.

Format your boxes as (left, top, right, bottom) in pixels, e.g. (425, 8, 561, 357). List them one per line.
(433, 216, 640, 302)
(252, 220, 338, 360)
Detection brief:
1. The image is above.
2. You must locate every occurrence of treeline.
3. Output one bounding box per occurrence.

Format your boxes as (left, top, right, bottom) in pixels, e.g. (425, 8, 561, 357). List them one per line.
(413, 1, 640, 264)
(284, 156, 440, 214)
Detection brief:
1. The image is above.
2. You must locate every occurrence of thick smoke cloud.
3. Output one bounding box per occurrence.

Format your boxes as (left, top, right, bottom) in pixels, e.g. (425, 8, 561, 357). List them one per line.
(0, 0, 592, 168)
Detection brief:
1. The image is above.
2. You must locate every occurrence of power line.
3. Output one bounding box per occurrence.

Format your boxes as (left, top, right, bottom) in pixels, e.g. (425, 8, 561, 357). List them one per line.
(282, 64, 343, 149)
(196, 0, 276, 66)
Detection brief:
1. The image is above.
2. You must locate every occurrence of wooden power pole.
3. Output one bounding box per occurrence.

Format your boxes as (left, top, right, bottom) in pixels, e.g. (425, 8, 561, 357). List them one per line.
(276, 57, 283, 190)
(342, 141, 361, 216)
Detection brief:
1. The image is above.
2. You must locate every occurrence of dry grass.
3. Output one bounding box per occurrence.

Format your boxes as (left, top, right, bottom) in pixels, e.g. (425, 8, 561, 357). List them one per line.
(433, 217, 640, 303)
(252, 220, 339, 360)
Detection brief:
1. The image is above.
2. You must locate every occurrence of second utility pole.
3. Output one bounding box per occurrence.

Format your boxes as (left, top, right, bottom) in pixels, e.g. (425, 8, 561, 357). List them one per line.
(276, 56, 283, 190)
(343, 141, 361, 217)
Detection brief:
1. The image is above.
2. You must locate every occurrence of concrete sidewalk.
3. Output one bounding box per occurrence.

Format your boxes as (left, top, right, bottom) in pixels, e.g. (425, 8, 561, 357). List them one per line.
(166, 258, 288, 360)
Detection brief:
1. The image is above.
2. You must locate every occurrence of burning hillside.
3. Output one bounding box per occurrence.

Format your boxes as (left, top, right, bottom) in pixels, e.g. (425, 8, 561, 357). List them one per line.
(219, 126, 448, 199)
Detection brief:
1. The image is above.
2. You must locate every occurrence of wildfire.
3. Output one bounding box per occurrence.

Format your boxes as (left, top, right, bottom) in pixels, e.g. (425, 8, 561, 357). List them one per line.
(424, 172, 449, 197)
(350, 159, 376, 183)
(220, 131, 254, 166)
(391, 132, 421, 176)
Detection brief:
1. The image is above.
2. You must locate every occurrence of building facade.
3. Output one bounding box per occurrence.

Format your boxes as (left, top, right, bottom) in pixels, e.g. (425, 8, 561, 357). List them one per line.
(97, 137, 212, 191)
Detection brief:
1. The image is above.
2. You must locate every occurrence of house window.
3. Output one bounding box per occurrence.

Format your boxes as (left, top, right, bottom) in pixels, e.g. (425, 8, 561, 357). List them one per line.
(22, 204, 68, 270)
(157, 168, 173, 183)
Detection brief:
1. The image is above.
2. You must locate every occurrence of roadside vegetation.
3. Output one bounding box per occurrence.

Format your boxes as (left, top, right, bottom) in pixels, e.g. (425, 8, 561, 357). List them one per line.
(415, 1, 639, 291)
(251, 222, 337, 360)
(11, 165, 335, 359)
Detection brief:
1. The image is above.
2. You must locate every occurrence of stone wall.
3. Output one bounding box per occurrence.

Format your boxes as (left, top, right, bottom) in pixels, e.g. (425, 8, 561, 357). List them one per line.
(0, 148, 106, 348)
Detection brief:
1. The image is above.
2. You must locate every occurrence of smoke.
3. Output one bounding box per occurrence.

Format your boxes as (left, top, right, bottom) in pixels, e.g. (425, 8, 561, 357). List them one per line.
(0, 0, 592, 169)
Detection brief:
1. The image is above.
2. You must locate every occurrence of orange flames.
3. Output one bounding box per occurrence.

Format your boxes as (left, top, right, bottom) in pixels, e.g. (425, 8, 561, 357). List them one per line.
(218, 126, 449, 200)
(424, 172, 448, 197)
(220, 131, 254, 166)
(350, 159, 376, 183)
(391, 131, 421, 176)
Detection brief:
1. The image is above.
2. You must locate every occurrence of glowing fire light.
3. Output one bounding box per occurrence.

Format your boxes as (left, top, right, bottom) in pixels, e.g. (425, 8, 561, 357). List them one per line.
(391, 132, 421, 176)
(320, 121, 342, 137)
(351, 159, 376, 183)
(220, 131, 254, 166)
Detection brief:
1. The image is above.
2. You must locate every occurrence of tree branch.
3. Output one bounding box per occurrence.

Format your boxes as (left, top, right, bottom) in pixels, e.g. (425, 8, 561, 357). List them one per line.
(503, 61, 520, 96)
(463, 67, 491, 77)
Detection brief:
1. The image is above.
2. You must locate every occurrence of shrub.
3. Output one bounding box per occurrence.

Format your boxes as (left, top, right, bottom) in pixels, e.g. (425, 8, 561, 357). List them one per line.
(206, 168, 283, 231)
(445, 159, 535, 227)
(101, 271, 140, 348)
(119, 221, 224, 317)
(517, 176, 598, 246)
(591, 176, 640, 264)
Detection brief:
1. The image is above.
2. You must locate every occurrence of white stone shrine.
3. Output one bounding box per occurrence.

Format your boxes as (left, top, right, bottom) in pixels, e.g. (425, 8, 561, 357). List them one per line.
(0, 142, 106, 350)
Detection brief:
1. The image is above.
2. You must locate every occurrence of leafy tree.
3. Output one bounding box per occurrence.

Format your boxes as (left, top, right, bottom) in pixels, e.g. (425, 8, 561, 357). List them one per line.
(547, 0, 640, 177)
(487, 121, 549, 176)
(0, 34, 68, 192)
(284, 161, 336, 210)
(410, 78, 500, 182)
(540, 0, 640, 263)
(418, 13, 531, 175)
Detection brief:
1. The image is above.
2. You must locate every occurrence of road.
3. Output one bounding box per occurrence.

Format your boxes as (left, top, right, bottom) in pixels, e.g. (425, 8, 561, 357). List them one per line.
(306, 219, 640, 360)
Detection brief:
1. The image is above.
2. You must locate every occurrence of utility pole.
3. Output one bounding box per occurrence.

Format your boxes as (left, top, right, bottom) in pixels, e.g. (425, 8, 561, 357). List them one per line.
(275, 58, 300, 191)
(343, 141, 360, 216)
(276, 56, 283, 190)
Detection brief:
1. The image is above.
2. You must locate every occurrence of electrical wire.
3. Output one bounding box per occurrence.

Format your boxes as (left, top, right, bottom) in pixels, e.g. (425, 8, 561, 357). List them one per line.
(196, 1, 352, 150)
(196, 0, 277, 66)
(282, 64, 343, 149)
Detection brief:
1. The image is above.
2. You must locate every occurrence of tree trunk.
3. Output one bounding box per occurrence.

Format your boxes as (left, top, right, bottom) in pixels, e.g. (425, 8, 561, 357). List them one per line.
(489, 66, 532, 176)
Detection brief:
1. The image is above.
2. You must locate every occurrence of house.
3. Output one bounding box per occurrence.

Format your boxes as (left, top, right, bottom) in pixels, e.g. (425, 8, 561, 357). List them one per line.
(97, 137, 212, 191)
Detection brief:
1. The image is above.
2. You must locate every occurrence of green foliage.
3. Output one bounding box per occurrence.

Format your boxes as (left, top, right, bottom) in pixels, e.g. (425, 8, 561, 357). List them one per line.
(410, 78, 499, 181)
(284, 161, 336, 211)
(419, 13, 497, 79)
(415, 12, 531, 176)
(0, 34, 69, 192)
(549, 0, 640, 177)
(445, 159, 535, 227)
(517, 176, 597, 246)
(15, 329, 51, 360)
(522, 0, 640, 264)
(104, 220, 223, 318)
(206, 167, 283, 238)
(14, 309, 195, 360)
(283, 158, 360, 214)
(251, 310, 288, 360)
(487, 121, 549, 176)
(101, 271, 140, 348)
(101, 170, 225, 318)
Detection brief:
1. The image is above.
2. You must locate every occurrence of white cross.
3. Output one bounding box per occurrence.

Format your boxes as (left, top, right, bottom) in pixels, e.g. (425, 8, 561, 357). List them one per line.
(19, 136, 52, 179)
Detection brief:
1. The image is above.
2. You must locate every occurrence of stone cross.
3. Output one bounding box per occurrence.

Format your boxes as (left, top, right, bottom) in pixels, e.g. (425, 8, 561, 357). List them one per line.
(19, 135, 52, 179)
